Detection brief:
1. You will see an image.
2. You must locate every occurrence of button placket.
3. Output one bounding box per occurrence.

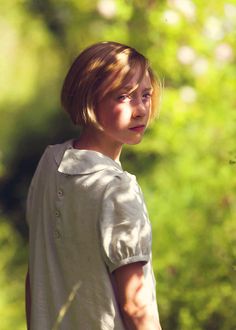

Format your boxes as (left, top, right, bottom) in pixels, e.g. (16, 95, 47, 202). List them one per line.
(55, 207, 62, 239)
(55, 187, 64, 239)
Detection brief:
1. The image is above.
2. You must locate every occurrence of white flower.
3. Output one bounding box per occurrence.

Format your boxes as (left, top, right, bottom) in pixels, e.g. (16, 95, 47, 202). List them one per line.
(192, 58, 208, 76)
(223, 4, 236, 33)
(162, 9, 180, 25)
(177, 46, 196, 65)
(215, 43, 234, 62)
(224, 3, 236, 20)
(97, 0, 116, 19)
(204, 16, 224, 41)
(180, 86, 197, 104)
(168, 0, 196, 20)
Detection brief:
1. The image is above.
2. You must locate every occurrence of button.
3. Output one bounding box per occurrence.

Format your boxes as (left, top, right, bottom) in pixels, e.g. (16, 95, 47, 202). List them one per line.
(54, 230, 61, 239)
(55, 210, 60, 217)
(58, 189, 63, 197)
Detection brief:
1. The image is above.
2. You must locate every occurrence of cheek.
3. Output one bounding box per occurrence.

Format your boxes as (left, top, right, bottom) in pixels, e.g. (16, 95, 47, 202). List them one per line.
(97, 102, 132, 128)
(112, 106, 132, 126)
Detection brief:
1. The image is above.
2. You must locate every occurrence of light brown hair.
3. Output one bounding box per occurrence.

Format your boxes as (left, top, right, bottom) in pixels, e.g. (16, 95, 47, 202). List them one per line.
(61, 41, 160, 127)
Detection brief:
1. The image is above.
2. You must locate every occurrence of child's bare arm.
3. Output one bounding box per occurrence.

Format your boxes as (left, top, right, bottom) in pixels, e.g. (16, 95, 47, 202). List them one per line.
(113, 262, 161, 330)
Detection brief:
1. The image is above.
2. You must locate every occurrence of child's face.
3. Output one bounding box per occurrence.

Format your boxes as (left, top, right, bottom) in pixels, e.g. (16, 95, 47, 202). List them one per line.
(95, 68, 153, 148)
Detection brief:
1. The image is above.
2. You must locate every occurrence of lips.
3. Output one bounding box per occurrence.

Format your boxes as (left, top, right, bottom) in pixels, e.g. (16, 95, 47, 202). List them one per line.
(129, 125, 146, 133)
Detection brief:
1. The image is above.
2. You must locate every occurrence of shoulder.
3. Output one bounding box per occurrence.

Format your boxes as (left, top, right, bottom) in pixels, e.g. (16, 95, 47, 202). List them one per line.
(108, 167, 140, 190)
(102, 170, 144, 208)
(34, 140, 72, 170)
(104, 169, 137, 190)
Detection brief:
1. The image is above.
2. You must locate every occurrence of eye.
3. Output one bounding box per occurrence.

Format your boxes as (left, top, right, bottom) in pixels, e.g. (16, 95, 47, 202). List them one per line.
(143, 92, 152, 100)
(117, 94, 131, 102)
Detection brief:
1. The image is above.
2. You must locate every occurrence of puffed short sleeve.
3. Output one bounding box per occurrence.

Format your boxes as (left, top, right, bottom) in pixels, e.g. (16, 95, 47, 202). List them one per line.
(99, 173, 152, 273)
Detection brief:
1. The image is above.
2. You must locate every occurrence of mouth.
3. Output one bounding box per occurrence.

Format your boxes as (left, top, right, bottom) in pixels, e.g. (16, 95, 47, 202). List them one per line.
(129, 125, 146, 133)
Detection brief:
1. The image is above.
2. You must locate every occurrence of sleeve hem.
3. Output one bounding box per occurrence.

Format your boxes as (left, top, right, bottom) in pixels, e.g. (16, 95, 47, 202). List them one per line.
(109, 255, 150, 273)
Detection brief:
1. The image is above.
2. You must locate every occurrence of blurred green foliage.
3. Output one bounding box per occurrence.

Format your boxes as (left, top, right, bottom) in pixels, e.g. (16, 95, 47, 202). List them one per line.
(0, 0, 235, 329)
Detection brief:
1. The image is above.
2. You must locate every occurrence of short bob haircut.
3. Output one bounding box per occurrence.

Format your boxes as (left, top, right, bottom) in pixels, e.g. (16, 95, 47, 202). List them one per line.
(61, 41, 160, 127)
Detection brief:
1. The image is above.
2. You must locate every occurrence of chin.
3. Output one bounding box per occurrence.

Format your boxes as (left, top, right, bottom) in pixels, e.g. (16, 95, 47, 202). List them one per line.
(126, 137, 143, 145)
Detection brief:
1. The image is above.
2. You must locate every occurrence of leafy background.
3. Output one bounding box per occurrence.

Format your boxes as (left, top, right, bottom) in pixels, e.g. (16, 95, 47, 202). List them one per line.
(0, 0, 235, 329)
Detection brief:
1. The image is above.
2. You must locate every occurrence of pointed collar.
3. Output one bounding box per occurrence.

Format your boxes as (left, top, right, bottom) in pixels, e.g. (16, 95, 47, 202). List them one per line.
(54, 140, 123, 175)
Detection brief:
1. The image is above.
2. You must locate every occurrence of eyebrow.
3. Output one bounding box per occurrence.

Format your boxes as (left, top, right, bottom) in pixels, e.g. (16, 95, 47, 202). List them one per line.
(118, 85, 153, 93)
(143, 87, 153, 92)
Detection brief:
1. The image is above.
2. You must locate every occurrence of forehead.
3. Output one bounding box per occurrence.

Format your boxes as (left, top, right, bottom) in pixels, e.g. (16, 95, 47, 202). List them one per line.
(109, 66, 152, 96)
(120, 69, 152, 91)
(97, 60, 152, 101)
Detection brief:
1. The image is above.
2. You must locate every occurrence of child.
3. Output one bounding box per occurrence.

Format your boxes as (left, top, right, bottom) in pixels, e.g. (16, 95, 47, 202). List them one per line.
(26, 41, 162, 330)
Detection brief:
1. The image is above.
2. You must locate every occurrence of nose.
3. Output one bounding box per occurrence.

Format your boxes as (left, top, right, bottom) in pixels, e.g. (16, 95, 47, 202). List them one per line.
(132, 97, 148, 118)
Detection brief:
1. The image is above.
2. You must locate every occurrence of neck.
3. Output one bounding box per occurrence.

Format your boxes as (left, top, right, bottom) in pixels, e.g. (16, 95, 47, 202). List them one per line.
(74, 126, 122, 162)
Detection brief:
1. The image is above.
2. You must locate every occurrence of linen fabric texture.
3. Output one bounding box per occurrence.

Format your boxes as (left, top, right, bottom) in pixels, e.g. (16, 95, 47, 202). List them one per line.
(27, 140, 159, 330)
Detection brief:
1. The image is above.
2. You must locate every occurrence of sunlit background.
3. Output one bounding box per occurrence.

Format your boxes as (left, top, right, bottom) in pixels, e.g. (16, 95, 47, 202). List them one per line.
(0, 0, 235, 329)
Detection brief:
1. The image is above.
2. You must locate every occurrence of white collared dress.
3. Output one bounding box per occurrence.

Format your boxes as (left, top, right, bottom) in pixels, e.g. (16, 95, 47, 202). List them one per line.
(27, 140, 159, 330)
